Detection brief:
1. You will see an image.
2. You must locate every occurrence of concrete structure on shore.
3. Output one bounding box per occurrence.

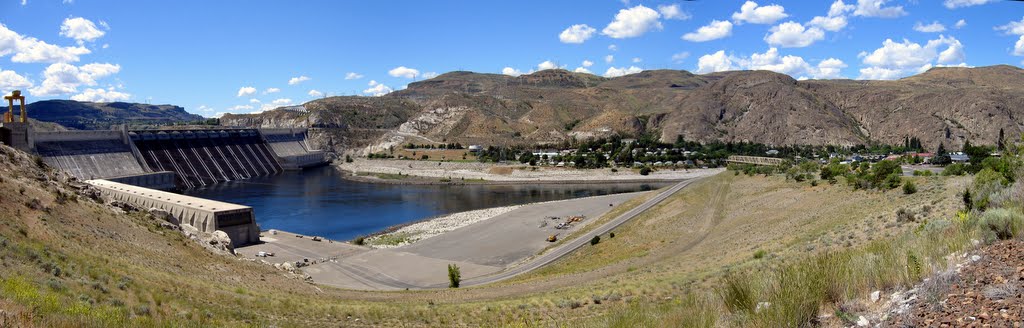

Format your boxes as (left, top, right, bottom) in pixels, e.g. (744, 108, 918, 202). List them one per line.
(88, 179, 259, 247)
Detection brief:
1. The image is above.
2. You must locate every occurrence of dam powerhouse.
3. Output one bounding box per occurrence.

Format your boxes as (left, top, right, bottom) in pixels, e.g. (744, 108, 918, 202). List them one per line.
(0, 91, 328, 247)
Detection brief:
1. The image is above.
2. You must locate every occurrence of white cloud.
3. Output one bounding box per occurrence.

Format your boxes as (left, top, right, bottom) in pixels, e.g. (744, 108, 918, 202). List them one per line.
(608, 44, 618, 51)
(537, 60, 561, 71)
(943, 0, 995, 9)
(196, 105, 213, 112)
(501, 67, 525, 76)
(914, 21, 946, 33)
(388, 66, 420, 79)
(955, 19, 967, 29)
(858, 35, 966, 79)
(363, 80, 393, 96)
(731, 1, 788, 25)
(632, 57, 642, 63)
(71, 87, 130, 102)
(657, 4, 691, 20)
(237, 86, 256, 97)
(765, 21, 824, 48)
(59, 17, 105, 44)
(308, 89, 324, 98)
(271, 98, 292, 106)
(853, 0, 906, 18)
(671, 51, 690, 64)
(0, 23, 90, 63)
(815, 58, 848, 79)
(264, 87, 280, 94)
(559, 24, 597, 44)
(249, 98, 260, 103)
(228, 104, 253, 111)
(421, 72, 439, 79)
(603, 66, 643, 77)
(997, 17, 1024, 35)
(695, 48, 846, 79)
(287, 75, 310, 85)
(28, 62, 120, 96)
(573, 67, 592, 74)
(1014, 35, 1024, 56)
(809, 0, 855, 32)
(682, 20, 733, 42)
(344, 72, 363, 80)
(602, 5, 663, 39)
(255, 98, 294, 113)
(696, 51, 734, 74)
(605, 55, 614, 63)
(582, 60, 594, 67)
(0, 67, 33, 93)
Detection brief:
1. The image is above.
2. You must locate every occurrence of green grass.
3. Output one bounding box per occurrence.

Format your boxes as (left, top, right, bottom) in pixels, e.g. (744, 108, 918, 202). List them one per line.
(366, 231, 413, 246)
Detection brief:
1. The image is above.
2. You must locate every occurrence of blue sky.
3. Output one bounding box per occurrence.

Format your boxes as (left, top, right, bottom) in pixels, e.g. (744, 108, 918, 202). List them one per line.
(2, 0, 1023, 117)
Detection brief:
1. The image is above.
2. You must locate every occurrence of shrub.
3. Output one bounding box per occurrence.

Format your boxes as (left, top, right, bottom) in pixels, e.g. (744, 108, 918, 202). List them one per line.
(352, 236, 365, 246)
(447, 264, 461, 288)
(590, 235, 601, 245)
(639, 167, 652, 176)
(609, 232, 615, 238)
(942, 163, 967, 176)
(345, 155, 353, 163)
(902, 180, 917, 194)
(978, 208, 1024, 242)
(753, 249, 767, 259)
(421, 154, 429, 160)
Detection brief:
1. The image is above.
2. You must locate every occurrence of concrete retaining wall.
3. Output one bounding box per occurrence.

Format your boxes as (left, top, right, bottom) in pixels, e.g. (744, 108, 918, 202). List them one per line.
(87, 179, 260, 247)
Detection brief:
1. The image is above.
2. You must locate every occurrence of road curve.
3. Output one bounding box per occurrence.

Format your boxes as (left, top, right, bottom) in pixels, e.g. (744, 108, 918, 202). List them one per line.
(457, 178, 699, 287)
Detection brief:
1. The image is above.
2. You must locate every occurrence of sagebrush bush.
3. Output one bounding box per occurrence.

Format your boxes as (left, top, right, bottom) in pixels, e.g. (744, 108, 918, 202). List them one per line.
(978, 208, 1024, 242)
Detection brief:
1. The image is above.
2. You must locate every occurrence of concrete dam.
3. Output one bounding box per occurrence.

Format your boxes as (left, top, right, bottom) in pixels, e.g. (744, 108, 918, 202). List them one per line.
(2, 113, 327, 247)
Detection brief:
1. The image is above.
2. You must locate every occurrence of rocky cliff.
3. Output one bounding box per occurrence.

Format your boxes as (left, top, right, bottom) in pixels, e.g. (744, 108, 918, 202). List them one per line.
(222, 65, 1024, 154)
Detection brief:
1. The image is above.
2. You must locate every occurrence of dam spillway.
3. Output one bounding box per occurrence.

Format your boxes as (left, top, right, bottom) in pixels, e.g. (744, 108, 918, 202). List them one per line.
(131, 129, 284, 189)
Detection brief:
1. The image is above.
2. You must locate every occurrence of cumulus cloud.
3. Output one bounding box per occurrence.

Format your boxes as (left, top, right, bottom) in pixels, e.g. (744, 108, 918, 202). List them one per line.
(308, 89, 324, 98)
(955, 19, 967, 29)
(602, 5, 663, 39)
(809, 0, 855, 32)
(696, 48, 847, 79)
(0, 67, 33, 93)
(696, 51, 734, 74)
(421, 72, 439, 79)
(671, 51, 690, 64)
(537, 60, 561, 71)
(0, 23, 90, 63)
(997, 17, 1024, 36)
(632, 57, 642, 63)
(249, 98, 260, 103)
(853, 0, 906, 18)
(287, 75, 310, 85)
(573, 67, 592, 74)
(237, 86, 256, 97)
(255, 98, 294, 113)
(603, 66, 642, 77)
(765, 21, 825, 48)
(388, 66, 420, 79)
(228, 105, 253, 111)
(559, 24, 597, 44)
(943, 0, 994, 9)
(682, 20, 733, 42)
(731, 1, 788, 25)
(657, 4, 690, 20)
(582, 60, 594, 67)
(914, 21, 946, 33)
(344, 72, 363, 80)
(28, 62, 120, 96)
(263, 87, 280, 94)
(363, 80, 393, 96)
(858, 35, 966, 79)
(59, 17, 105, 44)
(605, 55, 614, 63)
(501, 67, 525, 76)
(71, 87, 130, 102)
(608, 44, 618, 51)
(1015, 35, 1024, 56)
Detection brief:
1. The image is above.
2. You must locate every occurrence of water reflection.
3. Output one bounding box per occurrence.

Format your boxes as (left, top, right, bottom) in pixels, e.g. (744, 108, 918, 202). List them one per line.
(185, 166, 672, 240)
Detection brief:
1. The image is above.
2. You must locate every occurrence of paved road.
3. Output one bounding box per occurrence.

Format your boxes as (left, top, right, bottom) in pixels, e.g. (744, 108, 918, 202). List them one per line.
(457, 178, 698, 287)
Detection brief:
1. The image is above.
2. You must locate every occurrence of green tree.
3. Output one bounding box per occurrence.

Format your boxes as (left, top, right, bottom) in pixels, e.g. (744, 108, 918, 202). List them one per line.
(933, 143, 951, 165)
(590, 235, 601, 245)
(447, 264, 461, 288)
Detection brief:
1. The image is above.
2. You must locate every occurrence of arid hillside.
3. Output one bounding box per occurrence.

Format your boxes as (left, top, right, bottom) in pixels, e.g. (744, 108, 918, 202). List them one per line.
(220, 65, 1024, 154)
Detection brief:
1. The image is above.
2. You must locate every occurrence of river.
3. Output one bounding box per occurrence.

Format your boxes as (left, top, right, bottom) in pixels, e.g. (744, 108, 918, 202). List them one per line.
(184, 165, 672, 241)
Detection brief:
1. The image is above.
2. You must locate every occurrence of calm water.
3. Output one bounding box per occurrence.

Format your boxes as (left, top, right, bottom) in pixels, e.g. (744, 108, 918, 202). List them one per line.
(184, 166, 672, 240)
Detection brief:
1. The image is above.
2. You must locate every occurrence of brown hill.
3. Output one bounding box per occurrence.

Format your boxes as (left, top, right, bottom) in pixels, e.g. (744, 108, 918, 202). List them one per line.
(221, 66, 1024, 153)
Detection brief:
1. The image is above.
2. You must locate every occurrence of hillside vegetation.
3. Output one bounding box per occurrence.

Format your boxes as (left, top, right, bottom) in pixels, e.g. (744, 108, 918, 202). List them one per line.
(222, 66, 1024, 154)
(0, 138, 991, 326)
(26, 100, 206, 130)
